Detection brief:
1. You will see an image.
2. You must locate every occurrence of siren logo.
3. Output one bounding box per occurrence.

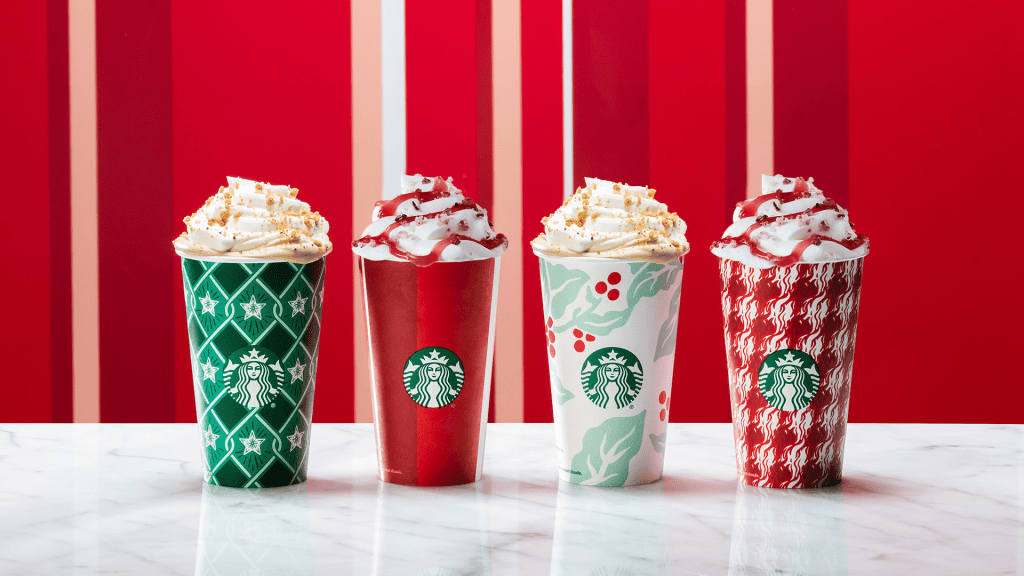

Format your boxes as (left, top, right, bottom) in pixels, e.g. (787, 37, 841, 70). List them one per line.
(581, 348, 644, 409)
(223, 347, 287, 409)
(757, 349, 821, 411)
(403, 348, 466, 408)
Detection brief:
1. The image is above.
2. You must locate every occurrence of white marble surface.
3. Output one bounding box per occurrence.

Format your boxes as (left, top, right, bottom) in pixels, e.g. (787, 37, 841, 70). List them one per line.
(0, 423, 1021, 575)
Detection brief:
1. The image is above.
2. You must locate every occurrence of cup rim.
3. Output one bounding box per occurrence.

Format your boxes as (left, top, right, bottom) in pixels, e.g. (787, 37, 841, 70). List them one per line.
(532, 248, 684, 265)
(176, 250, 324, 265)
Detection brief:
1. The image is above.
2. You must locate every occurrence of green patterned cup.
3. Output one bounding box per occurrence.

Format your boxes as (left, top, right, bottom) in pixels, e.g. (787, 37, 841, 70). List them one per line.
(180, 255, 326, 488)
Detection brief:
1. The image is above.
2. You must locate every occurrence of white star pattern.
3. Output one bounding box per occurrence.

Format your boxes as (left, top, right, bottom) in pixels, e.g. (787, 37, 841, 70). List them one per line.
(200, 358, 219, 382)
(198, 291, 219, 315)
(240, 430, 265, 455)
(240, 295, 266, 320)
(203, 425, 220, 449)
(287, 426, 305, 451)
(287, 358, 306, 383)
(288, 292, 308, 317)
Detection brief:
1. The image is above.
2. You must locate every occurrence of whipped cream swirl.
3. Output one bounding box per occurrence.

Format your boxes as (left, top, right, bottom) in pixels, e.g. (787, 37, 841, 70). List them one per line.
(711, 174, 869, 268)
(531, 177, 689, 263)
(351, 175, 508, 266)
(173, 177, 332, 264)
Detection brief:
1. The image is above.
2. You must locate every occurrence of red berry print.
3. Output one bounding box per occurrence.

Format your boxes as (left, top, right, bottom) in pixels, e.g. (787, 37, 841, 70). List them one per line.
(574, 340, 585, 353)
(607, 289, 620, 301)
(547, 330, 556, 343)
(547, 317, 553, 328)
(573, 328, 583, 338)
(608, 272, 621, 285)
(660, 409, 667, 421)
(585, 334, 595, 342)
(548, 344, 556, 358)
(659, 391, 667, 404)
(595, 282, 607, 295)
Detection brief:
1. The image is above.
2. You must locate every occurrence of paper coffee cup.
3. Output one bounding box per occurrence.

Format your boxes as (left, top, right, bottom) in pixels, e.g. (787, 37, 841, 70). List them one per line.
(180, 255, 326, 488)
(537, 252, 684, 487)
(719, 257, 864, 488)
(360, 256, 500, 486)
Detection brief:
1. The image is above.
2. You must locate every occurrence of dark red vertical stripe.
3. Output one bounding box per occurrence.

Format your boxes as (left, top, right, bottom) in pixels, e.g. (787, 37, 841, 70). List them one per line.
(97, 1, 174, 423)
(649, 0, 731, 423)
(521, 0, 564, 423)
(48, 0, 72, 423)
(724, 0, 747, 215)
(405, 0, 481, 195)
(573, 0, 649, 189)
(474, 0, 495, 424)
(773, 0, 849, 207)
(849, 0, 1024, 423)
(171, 1, 353, 422)
(0, 1, 52, 422)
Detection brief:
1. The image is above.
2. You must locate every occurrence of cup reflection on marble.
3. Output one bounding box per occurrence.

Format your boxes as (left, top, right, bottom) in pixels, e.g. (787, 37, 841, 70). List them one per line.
(195, 483, 315, 576)
(371, 481, 491, 575)
(551, 481, 670, 575)
(728, 481, 849, 576)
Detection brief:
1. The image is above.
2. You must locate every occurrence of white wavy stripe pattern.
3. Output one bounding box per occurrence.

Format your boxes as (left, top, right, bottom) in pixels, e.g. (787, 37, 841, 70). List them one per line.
(720, 258, 864, 488)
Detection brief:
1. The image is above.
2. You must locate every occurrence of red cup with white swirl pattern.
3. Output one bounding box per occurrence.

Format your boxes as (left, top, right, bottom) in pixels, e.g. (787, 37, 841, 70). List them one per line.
(719, 257, 864, 488)
(712, 174, 868, 489)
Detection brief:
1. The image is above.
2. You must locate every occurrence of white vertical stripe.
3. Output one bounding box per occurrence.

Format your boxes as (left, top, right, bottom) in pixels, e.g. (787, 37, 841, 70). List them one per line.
(562, 0, 573, 200)
(381, 0, 406, 201)
(476, 257, 501, 479)
(70, 0, 100, 423)
(352, 0, 383, 424)
(746, 0, 773, 199)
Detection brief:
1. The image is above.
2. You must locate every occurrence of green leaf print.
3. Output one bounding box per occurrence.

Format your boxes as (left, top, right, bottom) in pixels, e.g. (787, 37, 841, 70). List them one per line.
(571, 411, 646, 487)
(649, 431, 667, 454)
(653, 286, 681, 362)
(543, 261, 591, 320)
(552, 373, 575, 405)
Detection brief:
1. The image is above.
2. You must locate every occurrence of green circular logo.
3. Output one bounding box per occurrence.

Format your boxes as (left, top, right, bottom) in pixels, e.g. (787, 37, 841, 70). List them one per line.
(757, 349, 821, 412)
(403, 348, 466, 408)
(580, 347, 644, 409)
(223, 346, 286, 409)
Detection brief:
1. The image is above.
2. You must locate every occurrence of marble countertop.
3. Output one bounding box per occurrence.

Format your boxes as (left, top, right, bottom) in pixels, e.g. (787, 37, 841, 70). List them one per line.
(0, 423, 1020, 575)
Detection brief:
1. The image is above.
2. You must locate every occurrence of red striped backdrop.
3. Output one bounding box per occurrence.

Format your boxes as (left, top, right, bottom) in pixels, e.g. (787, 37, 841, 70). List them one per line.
(3, 0, 1022, 424)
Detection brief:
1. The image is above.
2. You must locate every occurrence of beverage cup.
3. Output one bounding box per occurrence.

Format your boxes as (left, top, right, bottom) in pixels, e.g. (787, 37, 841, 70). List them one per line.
(719, 257, 864, 488)
(536, 252, 684, 487)
(359, 256, 501, 486)
(180, 254, 326, 487)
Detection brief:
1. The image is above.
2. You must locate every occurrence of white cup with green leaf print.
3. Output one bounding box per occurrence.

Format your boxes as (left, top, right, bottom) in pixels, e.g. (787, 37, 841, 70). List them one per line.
(536, 252, 684, 487)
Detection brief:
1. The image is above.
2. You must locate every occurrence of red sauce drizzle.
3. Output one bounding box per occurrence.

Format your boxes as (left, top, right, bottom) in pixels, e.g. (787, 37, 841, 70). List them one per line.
(714, 182, 867, 267)
(353, 185, 508, 267)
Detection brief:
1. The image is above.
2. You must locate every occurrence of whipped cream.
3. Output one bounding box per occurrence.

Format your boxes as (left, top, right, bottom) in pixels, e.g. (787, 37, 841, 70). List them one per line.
(531, 177, 689, 263)
(711, 174, 869, 268)
(351, 175, 508, 266)
(173, 177, 332, 264)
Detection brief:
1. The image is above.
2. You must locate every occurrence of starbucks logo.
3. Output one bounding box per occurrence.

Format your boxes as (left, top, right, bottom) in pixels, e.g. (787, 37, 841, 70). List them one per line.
(757, 349, 821, 412)
(223, 347, 286, 409)
(403, 348, 465, 408)
(581, 348, 644, 409)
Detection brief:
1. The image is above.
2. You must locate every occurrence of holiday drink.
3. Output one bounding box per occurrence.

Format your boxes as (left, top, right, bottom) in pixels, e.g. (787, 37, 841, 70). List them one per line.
(712, 174, 869, 488)
(174, 177, 332, 487)
(532, 178, 689, 487)
(353, 175, 507, 486)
